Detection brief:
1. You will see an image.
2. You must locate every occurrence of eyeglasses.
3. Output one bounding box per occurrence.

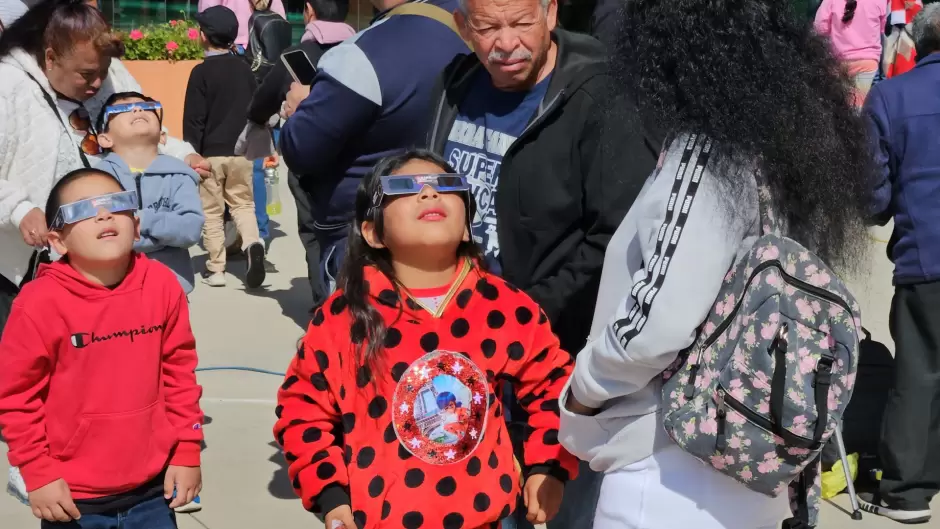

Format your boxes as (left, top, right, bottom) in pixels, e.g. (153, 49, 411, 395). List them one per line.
(369, 173, 470, 216)
(101, 101, 164, 131)
(50, 190, 139, 231)
(68, 106, 101, 156)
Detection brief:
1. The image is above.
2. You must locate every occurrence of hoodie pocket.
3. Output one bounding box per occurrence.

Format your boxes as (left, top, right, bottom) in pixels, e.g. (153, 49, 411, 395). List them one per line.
(58, 401, 177, 491)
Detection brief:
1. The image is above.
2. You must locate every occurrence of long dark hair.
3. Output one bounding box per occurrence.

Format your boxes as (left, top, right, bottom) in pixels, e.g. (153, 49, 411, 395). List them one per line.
(613, 0, 872, 268)
(338, 149, 485, 375)
(842, 0, 858, 23)
(0, 0, 123, 64)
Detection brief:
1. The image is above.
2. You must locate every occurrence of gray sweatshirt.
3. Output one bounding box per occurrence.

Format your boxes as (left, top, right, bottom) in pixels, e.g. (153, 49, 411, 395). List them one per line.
(559, 134, 761, 472)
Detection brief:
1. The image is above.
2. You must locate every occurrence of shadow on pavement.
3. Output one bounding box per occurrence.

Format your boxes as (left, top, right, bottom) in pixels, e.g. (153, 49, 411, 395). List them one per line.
(267, 441, 296, 500)
(245, 277, 314, 330)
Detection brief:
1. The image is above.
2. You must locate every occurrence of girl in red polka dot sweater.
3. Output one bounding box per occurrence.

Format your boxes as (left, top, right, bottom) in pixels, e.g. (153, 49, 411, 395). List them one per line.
(274, 150, 578, 529)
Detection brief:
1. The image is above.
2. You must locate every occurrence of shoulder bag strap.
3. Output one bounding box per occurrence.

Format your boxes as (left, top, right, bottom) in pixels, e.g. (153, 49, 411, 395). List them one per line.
(23, 72, 92, 169)
(382, 2, 472, 48)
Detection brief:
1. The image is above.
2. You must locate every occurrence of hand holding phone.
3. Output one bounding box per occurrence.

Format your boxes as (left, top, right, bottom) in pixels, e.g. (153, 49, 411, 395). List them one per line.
(281, 49, 317, 85)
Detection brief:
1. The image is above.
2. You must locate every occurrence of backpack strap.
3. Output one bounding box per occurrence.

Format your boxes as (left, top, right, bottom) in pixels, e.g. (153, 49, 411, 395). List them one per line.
(382, 2, 472, 48)
(24, 72, 92, 169)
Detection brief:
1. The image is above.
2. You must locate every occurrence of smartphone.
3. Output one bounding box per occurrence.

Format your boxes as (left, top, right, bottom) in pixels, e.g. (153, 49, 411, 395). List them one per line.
(281, 49, 317, 85)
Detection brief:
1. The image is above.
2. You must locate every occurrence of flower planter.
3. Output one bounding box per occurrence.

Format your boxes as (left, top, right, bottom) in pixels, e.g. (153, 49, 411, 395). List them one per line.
(123, 60, 200, 140)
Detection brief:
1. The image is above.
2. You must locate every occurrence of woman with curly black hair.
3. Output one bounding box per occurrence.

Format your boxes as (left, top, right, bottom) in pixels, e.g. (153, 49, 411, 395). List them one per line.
(815, 0, 887, 107)
(558, 0, 873, 527)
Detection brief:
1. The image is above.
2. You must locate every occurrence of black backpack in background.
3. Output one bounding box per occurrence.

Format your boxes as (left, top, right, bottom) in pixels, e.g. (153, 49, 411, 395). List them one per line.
(247, 8, 293, 84)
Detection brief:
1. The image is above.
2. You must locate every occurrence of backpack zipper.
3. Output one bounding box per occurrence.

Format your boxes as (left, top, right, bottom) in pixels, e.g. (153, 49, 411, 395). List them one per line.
(684, 258, 851, 399)
(714, 382, 817, 452)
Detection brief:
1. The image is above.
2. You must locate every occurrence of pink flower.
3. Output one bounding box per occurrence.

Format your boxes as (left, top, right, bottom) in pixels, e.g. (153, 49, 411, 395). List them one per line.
(740, 468, 753, 481)
(797, 323, 812, 340)
(188, 28, 200, 40)
(739, 452, 750, 462)
(763, 246, 779, 260)
(784, 285, 796, 296)
(799, 354, 816, 375)
(757, 400, 770, 414)
(129, 29, 144, 40)
(809, 271, 831, 287)
(828, 306, 843, 318)
(805, 264, 818, 275)
(761, 322, 777, 340)
(169, 19, 178, 26)
(787, 447, 811, 456)
(710, 454, 727, 469)
(704, 321, 717, 335)
(700, 417, 718, 435)
(166, 41, 179, 52)
(730, 386, 746, 402)
(766, 273, 779, 286)
(727, 410, 747, 425)
(811, 300, 822, 313)
(819, 334, 835, 350)
(683, 421, 696, 436)
(725, 455, 735, 464)
(795, 298, 815, 320)
(729, 436, 742, 449)
(744, 329, 756, 346)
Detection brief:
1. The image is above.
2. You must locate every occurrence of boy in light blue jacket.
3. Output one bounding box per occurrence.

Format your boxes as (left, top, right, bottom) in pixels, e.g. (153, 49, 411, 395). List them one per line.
(96, 92, 205, 294)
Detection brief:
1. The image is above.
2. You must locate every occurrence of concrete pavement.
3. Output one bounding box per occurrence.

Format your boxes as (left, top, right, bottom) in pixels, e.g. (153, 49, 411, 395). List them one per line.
(1, 171, 936, 528)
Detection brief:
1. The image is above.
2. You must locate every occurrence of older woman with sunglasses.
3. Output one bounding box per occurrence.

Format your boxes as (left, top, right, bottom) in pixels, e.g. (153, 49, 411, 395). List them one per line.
(0, 0, 210, 334)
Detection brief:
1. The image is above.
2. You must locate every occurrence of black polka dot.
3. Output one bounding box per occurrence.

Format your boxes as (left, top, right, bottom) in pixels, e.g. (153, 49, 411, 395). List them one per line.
(540, 399, 560, 414)
(420, 332, 440, 352)
(494, 404, 502, 418)
(368, 476, 384, 498)
(398, 443, 413, 460)
(436, 476, 457, 496)
(296, 344, 306, 360)
(310, 349, 328, 370)
(311, 309, 325, 326)
(488, 451, 498, 469)
(357, 366, 372, 387)
(292, 474, 300, 490)
(499, 504, 511, 519)
(384, 327, 402, 348)
(330, 296, 347, 315)
(309, 373, 328, 391)
(391, 362, 408, 382)
(344, 445, 352, 465)
(456, 288, 473, 308)
(443, 512, 465, 529)
(402, 511, 424, 529)
(384, 423, 397, 443)
(357, 446, 375, 469)
(342, 413, 356, 434)
(450, 318, 470, 338)
(533, 348, 549, 362)
(505, 282, 520, 293)
(548, 367, 567, 382)
(515, 306, 533, 325)
(368, 396, 388, 419)
(507, 342, 525, 361)
(473, 492, 491, 512)
(488, 393, 497, 407)
(339, 385, 346, 399)
(382, 501, 391, 520)
(377, 289, 399, 307)
(350, 320, 366, 344)
(281, 375, 299, 390)
(487, 310, 506, 329)
(285, 451, 298, 462)
(405, 468, 425, 488)
(467, 456, 481, 476)
(302, 427, 321, 443)
(544, 429, 559, 445)
(354, 510, 367, 528)
(311, 450, 328, 464)
(275, 404, 284, 418)
(316, 462, 336, 479)
(499, 474, 513, 493)
(481, 339, 497, 358)
(475, 278, 499, 300)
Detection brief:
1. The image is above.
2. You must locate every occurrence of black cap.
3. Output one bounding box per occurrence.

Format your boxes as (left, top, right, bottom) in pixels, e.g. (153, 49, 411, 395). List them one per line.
(194, 6, 239, 47)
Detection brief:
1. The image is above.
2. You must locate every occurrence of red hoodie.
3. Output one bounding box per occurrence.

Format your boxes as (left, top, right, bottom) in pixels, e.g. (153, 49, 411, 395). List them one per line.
(0, 254, 204, 498)
(274, 261, 578, 529)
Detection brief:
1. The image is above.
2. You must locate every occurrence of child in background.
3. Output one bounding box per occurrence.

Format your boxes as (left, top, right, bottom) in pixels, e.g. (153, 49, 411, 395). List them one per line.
(0, 169, 204, 528)
(814, 0, 887, 107)
(96, 92, 205, 294)
(184, 5, 265, 289)
(274, 149, 577, 529)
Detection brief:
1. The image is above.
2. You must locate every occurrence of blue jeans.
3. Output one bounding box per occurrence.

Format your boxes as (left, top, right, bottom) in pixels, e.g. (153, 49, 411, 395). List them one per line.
(319, 235, 347, 295)
(40, 495, 177, 529)
(252, 127, 280, 242)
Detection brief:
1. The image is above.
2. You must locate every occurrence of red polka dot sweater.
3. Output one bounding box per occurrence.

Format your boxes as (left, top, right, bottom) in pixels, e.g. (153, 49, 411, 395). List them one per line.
(274, 261, 578, 529)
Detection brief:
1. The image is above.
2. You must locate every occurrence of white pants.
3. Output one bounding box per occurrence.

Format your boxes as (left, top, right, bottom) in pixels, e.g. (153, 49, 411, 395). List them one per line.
(594, 444, 790, 529)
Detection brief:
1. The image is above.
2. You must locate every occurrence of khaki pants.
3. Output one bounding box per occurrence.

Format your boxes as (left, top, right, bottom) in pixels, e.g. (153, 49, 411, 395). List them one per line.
(200, 156, 260, 273)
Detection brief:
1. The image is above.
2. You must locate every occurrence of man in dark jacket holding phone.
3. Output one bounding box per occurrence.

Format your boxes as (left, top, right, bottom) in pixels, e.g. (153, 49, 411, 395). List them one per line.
(426, 0, 659, 527)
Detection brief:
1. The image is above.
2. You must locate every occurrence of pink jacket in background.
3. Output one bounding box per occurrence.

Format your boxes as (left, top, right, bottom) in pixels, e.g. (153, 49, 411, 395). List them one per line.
(197, 0, 286, 47)
(814, 0, 887, 62)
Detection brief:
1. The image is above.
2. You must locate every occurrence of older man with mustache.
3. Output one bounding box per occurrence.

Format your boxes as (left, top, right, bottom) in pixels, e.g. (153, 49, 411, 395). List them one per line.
(426, 0, 660, 527)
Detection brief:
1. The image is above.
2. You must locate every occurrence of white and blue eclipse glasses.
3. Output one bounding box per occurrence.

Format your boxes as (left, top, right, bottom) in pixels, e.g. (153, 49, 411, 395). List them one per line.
(370, 173, 470, 209)
(101, 101, 163, 130)
(50, 191, 139, 231)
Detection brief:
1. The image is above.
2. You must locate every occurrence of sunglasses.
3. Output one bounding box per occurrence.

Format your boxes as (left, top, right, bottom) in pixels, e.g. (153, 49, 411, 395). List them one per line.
(69, 107, 100, 156)
(50, 191, 139, 231)
(370, 173, 470, 213)
(101, 101, 164, 131)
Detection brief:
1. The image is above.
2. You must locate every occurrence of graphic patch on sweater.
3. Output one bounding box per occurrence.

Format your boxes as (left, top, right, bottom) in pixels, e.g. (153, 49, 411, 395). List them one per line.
(70, 323, 165, 348)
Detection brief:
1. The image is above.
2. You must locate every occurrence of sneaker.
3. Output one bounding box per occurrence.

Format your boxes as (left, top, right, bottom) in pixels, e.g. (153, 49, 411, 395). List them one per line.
(245, 242, 266, 288)
(174, 494, 202, 514)
(203, 272, 226, 287)
(859, 492, 932, 524)
(6, 467, 27, 505)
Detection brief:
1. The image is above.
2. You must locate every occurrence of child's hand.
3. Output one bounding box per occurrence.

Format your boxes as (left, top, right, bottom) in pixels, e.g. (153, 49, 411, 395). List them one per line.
(325, 504, 356, 528)
(27, 478, 81, 522)
(523, 474, 564, 524)
(164, 465, 202, 508)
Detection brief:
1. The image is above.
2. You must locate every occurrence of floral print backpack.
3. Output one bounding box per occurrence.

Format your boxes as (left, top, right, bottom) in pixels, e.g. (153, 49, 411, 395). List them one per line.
(661, 185, 861, 526)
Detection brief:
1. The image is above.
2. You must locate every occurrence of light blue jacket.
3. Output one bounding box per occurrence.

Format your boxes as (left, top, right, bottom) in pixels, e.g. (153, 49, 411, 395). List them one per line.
(97, 153, 204, 293)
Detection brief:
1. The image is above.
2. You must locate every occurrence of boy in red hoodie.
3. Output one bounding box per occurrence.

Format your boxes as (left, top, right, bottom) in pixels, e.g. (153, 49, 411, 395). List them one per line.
(0, 168, 204, 528)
